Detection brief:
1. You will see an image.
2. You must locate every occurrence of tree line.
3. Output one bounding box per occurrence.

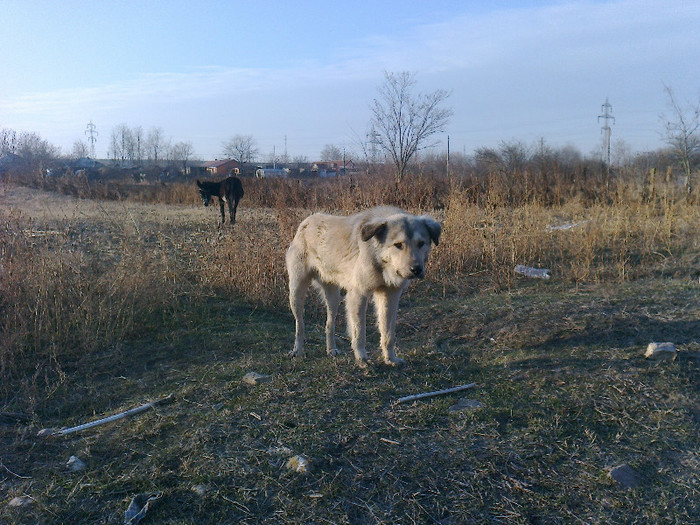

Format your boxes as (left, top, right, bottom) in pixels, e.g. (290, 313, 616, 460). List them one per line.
(2, 73, 698, 192)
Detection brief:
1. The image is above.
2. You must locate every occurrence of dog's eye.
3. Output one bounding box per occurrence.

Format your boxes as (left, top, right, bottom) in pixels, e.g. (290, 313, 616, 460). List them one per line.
(393, 242, 404, 250)
(417, 240, 426, 248)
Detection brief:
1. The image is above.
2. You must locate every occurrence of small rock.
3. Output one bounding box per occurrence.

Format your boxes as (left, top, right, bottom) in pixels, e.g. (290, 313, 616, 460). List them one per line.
(645, 342, 677, 361)
(191, 484, 208, 496)
(8, 496, 33, 508)
(267, 446, 294, 457)
(286, 455, 310, 473)
(124, 493, 160, 524)
(609, 464, 643, 489)
(242, 372, 272, 385)
(449, 398, 484, 412)
(67, 455, 86, 472)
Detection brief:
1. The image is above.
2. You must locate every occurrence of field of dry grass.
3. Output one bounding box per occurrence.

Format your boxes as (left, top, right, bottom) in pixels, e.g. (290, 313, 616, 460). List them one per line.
(1, 171, 698, 524)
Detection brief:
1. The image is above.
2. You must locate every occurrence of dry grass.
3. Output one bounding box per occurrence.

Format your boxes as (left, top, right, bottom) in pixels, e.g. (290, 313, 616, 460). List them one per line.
(1, 171, 699, 524)
(435, 193, 700, 289)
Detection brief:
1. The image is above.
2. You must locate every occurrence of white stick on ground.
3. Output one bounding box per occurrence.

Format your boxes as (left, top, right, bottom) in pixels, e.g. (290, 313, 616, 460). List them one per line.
(396, 383, 475, 404)
(46, 394, 173, 437)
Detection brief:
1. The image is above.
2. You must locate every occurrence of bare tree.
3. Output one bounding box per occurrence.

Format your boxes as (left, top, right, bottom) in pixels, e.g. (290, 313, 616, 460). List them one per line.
(171, 141, 194, 174)
(109, 129, 121, 164)
(110, 124, 135, 166)
(320, 144, 343, 161)
(146, 127, 166, 165)
(611, 139, 634, 168)
(370, 71, 452, 183)
(16, 132, 60, 171)
(222, 134, 258, 165)
(71, 140, 90, 159)
(661, 85, 700, 196)
(133, 125, 144, 165)
(1, 128, 18, 155)
(292, 154, 309, 171)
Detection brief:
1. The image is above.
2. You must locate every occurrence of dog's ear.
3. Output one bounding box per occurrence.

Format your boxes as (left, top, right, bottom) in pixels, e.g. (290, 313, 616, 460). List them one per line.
(361, 220, 387, 242)
(421, 216, 442, 246)
(196, 180, 203, 188)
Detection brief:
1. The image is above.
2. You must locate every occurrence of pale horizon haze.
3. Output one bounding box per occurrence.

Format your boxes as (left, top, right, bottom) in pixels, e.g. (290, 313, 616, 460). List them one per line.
(2, 0, 699, 162)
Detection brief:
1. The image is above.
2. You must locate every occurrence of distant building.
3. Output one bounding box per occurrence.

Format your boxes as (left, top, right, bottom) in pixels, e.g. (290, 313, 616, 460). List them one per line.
(255, 167, 289, 178)
(312, 160, 355, 177)
(73, 157, 102, 170)
(202, 159, 241, 176)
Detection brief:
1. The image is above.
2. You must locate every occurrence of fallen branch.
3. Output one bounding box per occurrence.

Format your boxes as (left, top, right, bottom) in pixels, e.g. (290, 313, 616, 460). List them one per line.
(40, 394, 173, 437)
(396, 383, 475, 404)
(1, 460, 32, 479)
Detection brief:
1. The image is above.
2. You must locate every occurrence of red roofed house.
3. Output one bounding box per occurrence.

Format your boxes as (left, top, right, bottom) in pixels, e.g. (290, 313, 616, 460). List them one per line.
(203, 159, 241, 176)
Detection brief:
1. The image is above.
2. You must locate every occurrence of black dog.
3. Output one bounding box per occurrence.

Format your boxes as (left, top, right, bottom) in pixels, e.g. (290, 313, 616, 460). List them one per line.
(196, 176, 244, 225)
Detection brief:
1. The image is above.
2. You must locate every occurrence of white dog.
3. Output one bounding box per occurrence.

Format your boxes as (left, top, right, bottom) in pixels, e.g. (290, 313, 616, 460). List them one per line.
(286, 206, 441, 367)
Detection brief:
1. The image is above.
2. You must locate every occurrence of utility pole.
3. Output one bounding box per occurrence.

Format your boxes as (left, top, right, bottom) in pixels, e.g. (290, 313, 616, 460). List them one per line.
(446, 135, 450, 179)
(85, 121, 98, 159)
(598, 98, 615, 170)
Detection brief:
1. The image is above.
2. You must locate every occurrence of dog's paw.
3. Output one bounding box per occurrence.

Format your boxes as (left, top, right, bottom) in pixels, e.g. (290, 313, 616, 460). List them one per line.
(327, 348, 341, 357)
(385, 356, 405, 366)
(355, 357, 370, 369)
(288, 349, 305, 359)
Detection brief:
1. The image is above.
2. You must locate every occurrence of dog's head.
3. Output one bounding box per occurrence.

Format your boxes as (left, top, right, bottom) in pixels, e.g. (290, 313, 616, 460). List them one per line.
(196, 180, 211, 207)
(361, 212, 441, 284)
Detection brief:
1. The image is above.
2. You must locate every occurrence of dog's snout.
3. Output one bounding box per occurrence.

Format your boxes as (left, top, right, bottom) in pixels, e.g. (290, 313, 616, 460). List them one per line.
(410, 265, 424, 277)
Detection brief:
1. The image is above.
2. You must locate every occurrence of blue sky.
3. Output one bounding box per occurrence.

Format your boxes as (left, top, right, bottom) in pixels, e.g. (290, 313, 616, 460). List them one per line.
(1, 0, 698, 161)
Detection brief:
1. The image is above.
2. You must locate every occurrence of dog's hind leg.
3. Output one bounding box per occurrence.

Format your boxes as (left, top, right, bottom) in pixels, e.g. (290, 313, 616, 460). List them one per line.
(230, 197, 239, 225)
(374, 288, 405, 366)
(218, 198, 226, 225)
(346, 290, 369, 366)
(288, 275, 311, 358)
(287, 248, 311, 359)
(319, 283, 341, 356)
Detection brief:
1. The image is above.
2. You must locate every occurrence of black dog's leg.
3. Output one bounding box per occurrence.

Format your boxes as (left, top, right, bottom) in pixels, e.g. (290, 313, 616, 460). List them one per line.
(218, 198, 226, 225)
(228, 197, 238, 226)
(230, 197, 239, 225)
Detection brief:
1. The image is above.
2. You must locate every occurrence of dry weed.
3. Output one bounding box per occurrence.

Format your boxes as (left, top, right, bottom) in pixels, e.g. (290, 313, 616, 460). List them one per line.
(437, 188, 699, 288)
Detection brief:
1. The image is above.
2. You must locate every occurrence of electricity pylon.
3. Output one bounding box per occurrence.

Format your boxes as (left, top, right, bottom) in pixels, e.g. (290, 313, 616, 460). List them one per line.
(598, 98, 615, 169)
(85, 121, 98, 159)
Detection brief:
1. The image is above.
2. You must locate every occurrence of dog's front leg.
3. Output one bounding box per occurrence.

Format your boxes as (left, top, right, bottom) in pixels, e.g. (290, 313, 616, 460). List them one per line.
(374, 287, 405, 366)
(346, 290, 369, 366)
